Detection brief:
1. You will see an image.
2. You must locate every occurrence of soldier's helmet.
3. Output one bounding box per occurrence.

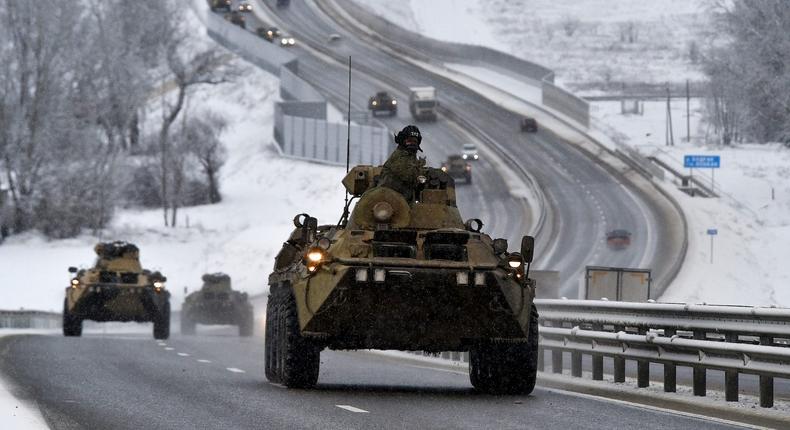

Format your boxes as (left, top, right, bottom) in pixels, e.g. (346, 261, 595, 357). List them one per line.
(394, 125, 422, 152)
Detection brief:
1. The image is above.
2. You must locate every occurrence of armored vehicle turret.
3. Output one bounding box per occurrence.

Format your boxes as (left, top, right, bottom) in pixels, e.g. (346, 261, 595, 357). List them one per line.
(181, 273, 253, 336)
(266, 164, 539, 394)
(63, 241, 170, 339)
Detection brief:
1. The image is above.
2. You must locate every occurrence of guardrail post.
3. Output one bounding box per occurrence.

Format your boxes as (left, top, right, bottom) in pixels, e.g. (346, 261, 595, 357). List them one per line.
(571, 351, 582, 377)
(552, 348, 563, 374)
(724, 333, 739, 402)
(663, 329, 676, 392)
(637, 328, 649, 388)
(591, 324, 603, 381)
(538, 345, 545, 372)
(759, 335, 774, 408)
(693, 330, 706, 396)
(613, 325, 625, 383)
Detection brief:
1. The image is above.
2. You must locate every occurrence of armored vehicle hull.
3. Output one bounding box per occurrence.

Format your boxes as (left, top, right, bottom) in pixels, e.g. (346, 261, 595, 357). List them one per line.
(181, 273, 254, 336)
(64, 242, 170, 339)
(266, 165, 539, 394)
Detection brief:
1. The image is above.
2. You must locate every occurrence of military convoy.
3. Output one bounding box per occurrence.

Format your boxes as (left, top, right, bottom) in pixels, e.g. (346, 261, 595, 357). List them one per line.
(63, 242, 170, 339)
(265, 163, 539, 394)
(181, 273, 254, 336)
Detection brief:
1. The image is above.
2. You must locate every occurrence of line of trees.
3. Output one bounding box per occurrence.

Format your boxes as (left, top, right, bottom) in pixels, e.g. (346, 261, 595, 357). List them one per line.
(702, 0, 790, 145)
(0, 0, 234, 238)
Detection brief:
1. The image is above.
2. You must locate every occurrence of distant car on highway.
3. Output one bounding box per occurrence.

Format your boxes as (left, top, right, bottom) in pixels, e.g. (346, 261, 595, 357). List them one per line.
(461, 143, 479, 161)
(328, 33, 341, 43)
(279, 35, 296, 47)
(441, 155, 472, 184)
(224, 11, 246, 29)
(368, 91, 398, 117)
(606, 229, 632, 250)
(521, 116, 538, 133)
(210, 0, 231, 12)
(256, 26, 281, 42)
(238, 2, 252, 12)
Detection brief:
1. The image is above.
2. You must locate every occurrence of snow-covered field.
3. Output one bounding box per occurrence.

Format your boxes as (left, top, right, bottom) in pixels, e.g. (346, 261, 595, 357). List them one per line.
(357, 0, 708, 92)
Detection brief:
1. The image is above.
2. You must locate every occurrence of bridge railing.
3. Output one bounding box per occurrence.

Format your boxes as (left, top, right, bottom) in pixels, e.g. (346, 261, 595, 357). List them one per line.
(0, 310, 61, 329)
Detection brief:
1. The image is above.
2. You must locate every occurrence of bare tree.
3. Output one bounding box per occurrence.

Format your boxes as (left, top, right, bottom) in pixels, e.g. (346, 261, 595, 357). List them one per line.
(185, 112, 228, 204)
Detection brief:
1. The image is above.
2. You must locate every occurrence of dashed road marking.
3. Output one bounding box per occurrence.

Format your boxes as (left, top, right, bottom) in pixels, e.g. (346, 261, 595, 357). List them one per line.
(336, 405, 369, 413)
(197, 359, 212, 363)
(164, 347, 174, 351)
(177, 353, 190, 357)
(226, 367, 245, 373)
(157, 343, 167, 346)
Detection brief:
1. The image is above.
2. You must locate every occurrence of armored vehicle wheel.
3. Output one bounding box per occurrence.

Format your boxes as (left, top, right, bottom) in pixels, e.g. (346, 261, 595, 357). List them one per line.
(180, 313, 196, 335)
(154, 302, 171, 340)
(264, 293, 280, 382)
(268, 286, 320, 388)
(469, 304, 539, 395)
(239, 310, 254, 337)
(62, 298, 82, 337)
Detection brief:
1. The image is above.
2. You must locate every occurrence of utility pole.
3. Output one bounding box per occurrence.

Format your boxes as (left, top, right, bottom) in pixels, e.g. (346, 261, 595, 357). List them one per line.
(666, 85, 675, 146)
(686, 79, 691, 142)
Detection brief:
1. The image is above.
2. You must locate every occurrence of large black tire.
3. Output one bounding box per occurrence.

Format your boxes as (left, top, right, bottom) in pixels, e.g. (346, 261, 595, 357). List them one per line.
(154, 302, 171, 340)
(469, 303, 539, 395)
(266, 286, 320, 388)
(180, 311, 196, 336)
(239, 309, 254, 337)
(62, 298, 82, 337)
(264, 292, 280, 383)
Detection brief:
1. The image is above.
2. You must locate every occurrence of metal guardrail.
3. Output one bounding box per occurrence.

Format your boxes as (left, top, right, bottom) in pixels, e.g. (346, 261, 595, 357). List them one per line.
(536, 299, 790, 408)
(0, 310, 61, 329)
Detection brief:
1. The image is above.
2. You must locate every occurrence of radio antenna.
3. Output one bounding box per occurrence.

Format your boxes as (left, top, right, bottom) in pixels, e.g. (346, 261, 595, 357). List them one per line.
(339, 56, 352, 227)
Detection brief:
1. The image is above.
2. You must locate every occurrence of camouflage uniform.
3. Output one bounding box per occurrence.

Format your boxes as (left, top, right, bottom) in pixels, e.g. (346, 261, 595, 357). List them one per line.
(378, 125, 425, 202)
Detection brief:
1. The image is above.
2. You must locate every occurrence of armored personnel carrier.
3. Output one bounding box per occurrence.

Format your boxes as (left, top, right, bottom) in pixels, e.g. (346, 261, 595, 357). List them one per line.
(181, 273, 254, 336)
(63, 241, 170, 339)
(266, 164, 538, 394)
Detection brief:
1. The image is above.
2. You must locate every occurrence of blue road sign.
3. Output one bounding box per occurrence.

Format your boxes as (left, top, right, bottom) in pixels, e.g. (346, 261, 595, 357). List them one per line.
(707, 229, 718, 235)
(685, 155, 720, 168)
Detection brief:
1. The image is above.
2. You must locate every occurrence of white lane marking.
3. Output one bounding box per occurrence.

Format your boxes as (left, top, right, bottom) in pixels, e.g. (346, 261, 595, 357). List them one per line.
(197, 359, 212, 363)
(226, 367, 246, 373)
(177, 353, 190, 357)
(405, 364, 467, 376)
(164, 347, 174, 351)
(336, 405, 369, 413)
(157, 343, 167, 346)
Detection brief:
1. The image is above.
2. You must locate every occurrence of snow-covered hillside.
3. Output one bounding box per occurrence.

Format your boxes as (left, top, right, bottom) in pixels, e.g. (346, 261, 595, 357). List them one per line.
(357, 0, 708, 92)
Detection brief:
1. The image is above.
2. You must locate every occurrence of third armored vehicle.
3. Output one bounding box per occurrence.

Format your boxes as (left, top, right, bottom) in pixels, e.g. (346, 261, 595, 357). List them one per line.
(63, 241, 170, 339)
(368, 91, 398, 117)
(441, 155, 472, 184)
(181, 273, 254, 336)
(266, 163, 538, 394)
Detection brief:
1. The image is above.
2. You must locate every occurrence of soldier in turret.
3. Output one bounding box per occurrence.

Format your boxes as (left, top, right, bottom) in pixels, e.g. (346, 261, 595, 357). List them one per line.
(378, 125, 426, 202)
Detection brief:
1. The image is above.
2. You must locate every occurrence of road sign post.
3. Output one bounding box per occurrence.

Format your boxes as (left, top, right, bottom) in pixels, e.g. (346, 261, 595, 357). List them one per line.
(684, 155, 720, 193)
(707, 228, 717, 264)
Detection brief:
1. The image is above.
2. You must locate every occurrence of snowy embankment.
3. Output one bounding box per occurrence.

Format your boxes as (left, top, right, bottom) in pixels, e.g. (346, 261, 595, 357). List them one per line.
(355, 0, 790, 306)
(0, 19, 345, 313)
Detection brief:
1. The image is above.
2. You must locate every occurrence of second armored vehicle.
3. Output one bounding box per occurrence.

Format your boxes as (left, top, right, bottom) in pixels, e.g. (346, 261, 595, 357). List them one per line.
(181, 273, 254, 336)
(266, 162, 538, 394)
(368, 91, 398, 117)
(461, 143, 479, 161)
(63, 241, 170, 339)
(441, 155, 472, 184)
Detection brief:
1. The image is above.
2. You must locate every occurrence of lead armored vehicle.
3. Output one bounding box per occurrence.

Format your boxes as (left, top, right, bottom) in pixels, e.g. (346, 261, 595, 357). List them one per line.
(266, 164, 538, 394)
(441, 154, 472, 184)
(63, 241, 170, 339)
(181, 273, 254, 336)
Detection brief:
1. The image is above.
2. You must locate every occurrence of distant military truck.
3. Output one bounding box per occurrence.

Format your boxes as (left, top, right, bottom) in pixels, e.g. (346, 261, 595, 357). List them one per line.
(441, 155, 472, 184)
(224, 11, 246, 29)
(368, 91, 398, 117)
(63, 241, 170, 339)
(409, 86, 437, 121)
(181, 273, 254, 337)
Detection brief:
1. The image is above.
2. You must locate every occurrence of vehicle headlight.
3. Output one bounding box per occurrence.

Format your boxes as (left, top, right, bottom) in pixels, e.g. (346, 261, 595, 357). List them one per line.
(462, 154, 468, 159)
(507, 254, 523, 269)
(474, 154, 479, 159)
(391, 100, 397, 105)
(305, 248, 326, 273)
(71, 278, 79, 288)
(281, 38, 287, 45)
(288, 38, 295, 45)
(153, 281, 165, 289)
(372, 100, 377, 106)
(441, 166, 447, 172)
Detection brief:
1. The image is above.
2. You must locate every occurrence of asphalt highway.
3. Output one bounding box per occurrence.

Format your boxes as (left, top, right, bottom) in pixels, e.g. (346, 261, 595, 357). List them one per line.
(0, 329, 746, 430)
